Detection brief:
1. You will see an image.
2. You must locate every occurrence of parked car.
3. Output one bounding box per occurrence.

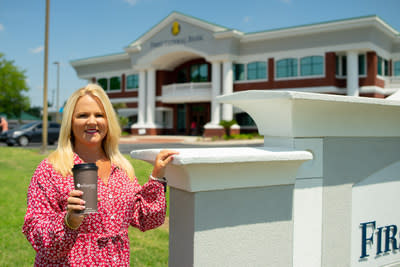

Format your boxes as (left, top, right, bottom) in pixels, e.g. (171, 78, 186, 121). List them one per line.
(0, 130, 7, 142)
(4, 121, 61, 146)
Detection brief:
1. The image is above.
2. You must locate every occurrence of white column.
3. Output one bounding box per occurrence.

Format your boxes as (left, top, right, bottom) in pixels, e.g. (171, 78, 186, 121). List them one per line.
(211, 61, 221, 125)
(204, 61, 222, 128)
(146, 68, 156, 127)
(222, 61, 233, 121)
(137, 70, 146, 125)
(346, 51, 359, 96)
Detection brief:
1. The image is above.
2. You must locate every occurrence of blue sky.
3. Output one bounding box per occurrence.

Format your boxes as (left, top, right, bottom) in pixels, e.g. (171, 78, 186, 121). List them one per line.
(1, 0, 399, 107)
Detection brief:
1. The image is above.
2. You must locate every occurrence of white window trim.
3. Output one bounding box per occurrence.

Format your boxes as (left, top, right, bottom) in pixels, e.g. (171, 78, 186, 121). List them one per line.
(299, 55, 325, 78)
(108, 76, 123, 93)
(358, 53, 367, 78)
(376, 55, 389, 78)
(335, 54, 368, 79)
(274, 58, 298, 80)
(274, 55, 325, 80)
(125, 73, 139, 92)
(233, 61, 269, 83)
(247, 61, 268, 81)
(393, 59, 400, 77)
(97, 74, 123, 93)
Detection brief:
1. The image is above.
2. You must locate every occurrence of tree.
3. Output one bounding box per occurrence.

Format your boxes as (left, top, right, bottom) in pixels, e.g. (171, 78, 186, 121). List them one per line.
(112, 103, 130, 130)
(219, 119, 237, 137)
(0, 53, 30, 117)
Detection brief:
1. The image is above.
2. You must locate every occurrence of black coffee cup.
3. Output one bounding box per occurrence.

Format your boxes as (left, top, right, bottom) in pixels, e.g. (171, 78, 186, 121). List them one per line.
(72, 163, 98, 214)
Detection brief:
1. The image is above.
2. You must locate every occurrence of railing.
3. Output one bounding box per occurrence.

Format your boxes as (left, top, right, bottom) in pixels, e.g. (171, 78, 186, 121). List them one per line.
(161, 82, 212, 103)
(383, 76, 400, 88)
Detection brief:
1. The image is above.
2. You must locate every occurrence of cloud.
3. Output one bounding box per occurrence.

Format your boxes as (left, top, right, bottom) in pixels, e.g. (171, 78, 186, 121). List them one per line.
(123, 0, 139, 6)
(30, 46, 44, 54)
(0, 24, 4, 31)
(280, 0, 292, 3)
(243, 16, 251, 24)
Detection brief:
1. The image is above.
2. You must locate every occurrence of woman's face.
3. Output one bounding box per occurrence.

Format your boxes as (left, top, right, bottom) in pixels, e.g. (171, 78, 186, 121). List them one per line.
(71, 94, 108, 149)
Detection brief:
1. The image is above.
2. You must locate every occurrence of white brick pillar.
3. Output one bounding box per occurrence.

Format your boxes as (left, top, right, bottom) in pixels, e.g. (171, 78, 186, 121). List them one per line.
(346, 51, 359, 96)
(146, 68, 156, 127)
(211, 61, 221, 125)
(222, 61, 233, 121)
(137, 70, 146, 125)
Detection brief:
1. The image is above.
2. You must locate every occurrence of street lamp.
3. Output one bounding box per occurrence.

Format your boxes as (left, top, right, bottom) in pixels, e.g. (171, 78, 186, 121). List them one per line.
(41, 0, 50, 154)
(53, 61, 60, 123)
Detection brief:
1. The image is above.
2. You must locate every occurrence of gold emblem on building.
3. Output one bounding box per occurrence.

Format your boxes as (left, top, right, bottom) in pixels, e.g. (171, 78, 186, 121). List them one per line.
(171, 21, 180, 36)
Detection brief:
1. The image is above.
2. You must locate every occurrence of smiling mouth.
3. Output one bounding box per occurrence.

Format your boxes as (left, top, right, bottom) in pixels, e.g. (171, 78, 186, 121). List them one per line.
(85, 129, 99, 134)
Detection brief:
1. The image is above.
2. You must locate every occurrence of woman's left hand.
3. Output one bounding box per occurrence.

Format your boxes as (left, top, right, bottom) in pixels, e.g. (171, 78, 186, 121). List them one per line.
(151, 149, 179, 178)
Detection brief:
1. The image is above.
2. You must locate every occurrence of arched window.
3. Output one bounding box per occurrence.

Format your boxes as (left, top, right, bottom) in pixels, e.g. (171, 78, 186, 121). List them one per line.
(97, 78, 108, 90)
(110, 76, 121, 91)
(190, 64, 208, 82)
(276, 58, 298, 78)
(300, 56, 324, 76)
(247, 61, 267, 80)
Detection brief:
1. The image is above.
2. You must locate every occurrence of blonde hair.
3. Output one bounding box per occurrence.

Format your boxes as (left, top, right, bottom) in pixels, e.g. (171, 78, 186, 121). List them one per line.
(48, 83, 134, 180)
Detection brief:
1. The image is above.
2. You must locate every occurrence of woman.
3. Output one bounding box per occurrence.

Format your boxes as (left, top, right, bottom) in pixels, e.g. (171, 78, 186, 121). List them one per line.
(22, 84, 177, 266)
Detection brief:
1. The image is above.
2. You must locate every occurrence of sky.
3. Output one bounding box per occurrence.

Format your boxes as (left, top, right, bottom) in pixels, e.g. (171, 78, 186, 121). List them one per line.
(1, 0, 399, 108)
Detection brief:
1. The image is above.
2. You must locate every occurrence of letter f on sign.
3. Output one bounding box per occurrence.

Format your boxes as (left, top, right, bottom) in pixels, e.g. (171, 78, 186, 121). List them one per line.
(360, 221, 376, 259)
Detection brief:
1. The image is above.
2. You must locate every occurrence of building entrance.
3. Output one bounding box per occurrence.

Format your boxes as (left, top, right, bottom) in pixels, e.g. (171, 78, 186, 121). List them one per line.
(175, 103, 210, 135)
(188, 103, 210, 136)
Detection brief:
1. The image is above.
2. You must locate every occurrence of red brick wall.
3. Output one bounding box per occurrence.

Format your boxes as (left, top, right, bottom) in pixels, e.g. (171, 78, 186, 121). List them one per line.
(233, 51, 386, 92)
(234, 52, 340, 92)
(126, 102, 137, 108)
(156, 70, 174, 96)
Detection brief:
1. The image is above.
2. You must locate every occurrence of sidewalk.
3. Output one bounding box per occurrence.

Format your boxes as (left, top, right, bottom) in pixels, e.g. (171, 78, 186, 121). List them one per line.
(119, 135, 264, 146)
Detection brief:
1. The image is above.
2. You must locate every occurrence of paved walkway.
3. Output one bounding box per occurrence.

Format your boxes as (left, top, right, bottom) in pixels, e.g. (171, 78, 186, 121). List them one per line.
(119, 135, 264, 146)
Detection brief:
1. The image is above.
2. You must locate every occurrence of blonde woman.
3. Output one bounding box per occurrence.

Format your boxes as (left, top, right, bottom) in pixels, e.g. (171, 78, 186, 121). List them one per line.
(23, 84, 177, 266)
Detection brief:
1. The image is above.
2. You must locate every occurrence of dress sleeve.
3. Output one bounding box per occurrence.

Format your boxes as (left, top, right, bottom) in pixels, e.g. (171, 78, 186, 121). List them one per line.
(130, 178, 166, 232)
(22, 160, 79, 260)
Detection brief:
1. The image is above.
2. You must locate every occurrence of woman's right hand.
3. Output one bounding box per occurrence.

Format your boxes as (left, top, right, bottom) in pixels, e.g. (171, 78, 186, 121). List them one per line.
(65, 190, 85, 229)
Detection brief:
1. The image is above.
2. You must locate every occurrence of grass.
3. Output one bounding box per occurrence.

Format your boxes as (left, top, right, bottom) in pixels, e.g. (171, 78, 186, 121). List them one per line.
(0, 147, 169, 266)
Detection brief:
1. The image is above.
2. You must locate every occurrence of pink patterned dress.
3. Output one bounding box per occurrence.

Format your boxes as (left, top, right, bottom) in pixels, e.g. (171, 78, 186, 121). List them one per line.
(22, 154, 166, 266)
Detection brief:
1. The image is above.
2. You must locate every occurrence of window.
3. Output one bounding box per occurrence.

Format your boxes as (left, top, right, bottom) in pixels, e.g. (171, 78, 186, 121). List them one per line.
(126, 74, 139, 90)
(384, 59, 389, 76)
(342, 56, 347, 76)
(190, 64, 208, 82)
(110, 76, 121, 91)
(358, 54, 366, 76)
(276, 58, 298, 78)
(335, 55, 347, 76)
(233, 64, 245, 81)
(235, 112, 256, 127)
(98, 78, 108, 90)
(177, 69, 188, 83)
(394, 61, 400, 76)
(300, 56, 323, 76)
(377, 56, 383, 76)
(247, 62, 267, 80)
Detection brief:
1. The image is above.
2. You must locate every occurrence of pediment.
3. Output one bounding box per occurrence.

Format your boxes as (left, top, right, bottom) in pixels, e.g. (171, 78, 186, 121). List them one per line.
(126, 11, 228, 51)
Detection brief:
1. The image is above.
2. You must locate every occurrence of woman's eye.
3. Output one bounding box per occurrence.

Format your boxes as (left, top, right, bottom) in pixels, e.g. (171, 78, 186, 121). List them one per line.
(77, 114, 87, 118)
(96, 114, 104, 118)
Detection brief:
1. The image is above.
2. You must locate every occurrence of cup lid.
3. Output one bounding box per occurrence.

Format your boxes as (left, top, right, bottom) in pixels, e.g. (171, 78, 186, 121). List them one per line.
(72, 163, 98, 171)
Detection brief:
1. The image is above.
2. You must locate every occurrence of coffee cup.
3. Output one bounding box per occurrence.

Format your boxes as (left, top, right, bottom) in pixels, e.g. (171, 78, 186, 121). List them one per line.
(72, 163, 98, 214)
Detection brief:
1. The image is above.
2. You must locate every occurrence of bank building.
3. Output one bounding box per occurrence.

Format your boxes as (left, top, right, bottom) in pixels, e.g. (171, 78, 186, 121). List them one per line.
(71, 11, 400, 136)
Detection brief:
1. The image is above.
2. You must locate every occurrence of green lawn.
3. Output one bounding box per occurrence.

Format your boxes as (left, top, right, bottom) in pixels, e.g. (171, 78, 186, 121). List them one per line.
(0, 147, 168, 266)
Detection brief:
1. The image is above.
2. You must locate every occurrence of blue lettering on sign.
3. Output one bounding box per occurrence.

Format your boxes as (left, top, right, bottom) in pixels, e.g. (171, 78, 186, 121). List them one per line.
(360, 221, 400, 259)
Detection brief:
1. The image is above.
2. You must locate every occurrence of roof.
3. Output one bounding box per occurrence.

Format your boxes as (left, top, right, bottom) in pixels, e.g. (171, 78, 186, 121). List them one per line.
(70, 12, 400, 65)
